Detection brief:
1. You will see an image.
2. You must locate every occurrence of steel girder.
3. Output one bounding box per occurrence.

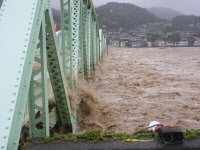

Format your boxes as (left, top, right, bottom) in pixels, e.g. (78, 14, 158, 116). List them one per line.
(82, 3, 89, 76)
(78, 0, 85, 78)
(90, 18, 94, 72)
(85, 8, 92, 76)
(45, 9, 75, 132)
(0, 0, 106, 149)
(97, 36, 100, 61)
(60, 0, 81, 91)
(60, 0, 74, 91)
(71, 0, 81, 77)
(28, 17, 49, 138)
(93, 21, 97, 66)
(0, 0, 46, 149)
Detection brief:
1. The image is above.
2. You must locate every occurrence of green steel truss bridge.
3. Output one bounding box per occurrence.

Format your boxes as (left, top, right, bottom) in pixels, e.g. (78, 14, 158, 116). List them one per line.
(0, 0, 106, 149)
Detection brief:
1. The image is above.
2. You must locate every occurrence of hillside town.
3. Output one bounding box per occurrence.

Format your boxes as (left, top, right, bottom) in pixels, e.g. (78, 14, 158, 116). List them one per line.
(106, 30, 200, 47)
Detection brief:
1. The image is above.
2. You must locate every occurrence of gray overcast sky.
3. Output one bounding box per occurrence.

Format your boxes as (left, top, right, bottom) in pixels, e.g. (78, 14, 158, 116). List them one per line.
(51, 0, 200, 15)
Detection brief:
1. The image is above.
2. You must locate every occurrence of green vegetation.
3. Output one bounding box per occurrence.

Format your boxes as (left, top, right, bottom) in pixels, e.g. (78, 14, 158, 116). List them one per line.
(42, 130, 158, 143)
(172, 15, 200, 25)
(183, 129, 200, 140)
(19, 129, 200, 149)
(164, 15, 200, 32)
(19, 137, 30, 150)
(41, 129, 200, 144)
(165, 32, 180, 43)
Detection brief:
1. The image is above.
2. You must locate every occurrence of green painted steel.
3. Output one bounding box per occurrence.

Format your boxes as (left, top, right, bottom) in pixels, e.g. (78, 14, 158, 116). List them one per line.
(93, 21, 97, 66)
(0, 0, 46, 149)
(82, 2, 89, 76)
(78, 0, 85, 79)
(86, 8, 92, 76)
(60, 0, 74, 91)
(28, 18, 50, 138)
(90, 18, 95, 72)
(0, 0, 106, 149)
(45, 9, 75, 132)
(97, 37, 100, 61)
(71, 0, 81, 77)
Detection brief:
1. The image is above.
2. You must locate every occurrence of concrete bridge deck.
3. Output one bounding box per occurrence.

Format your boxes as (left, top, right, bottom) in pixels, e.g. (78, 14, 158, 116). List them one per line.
(26, 136, 200, 150)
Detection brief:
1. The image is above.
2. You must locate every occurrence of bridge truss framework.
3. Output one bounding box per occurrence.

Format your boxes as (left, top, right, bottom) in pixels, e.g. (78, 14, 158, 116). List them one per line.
(0, 0, 106, 149)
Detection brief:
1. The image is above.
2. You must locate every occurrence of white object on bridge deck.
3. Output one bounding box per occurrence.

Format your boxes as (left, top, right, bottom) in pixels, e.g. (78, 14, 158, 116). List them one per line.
(148, 121, 161, 131)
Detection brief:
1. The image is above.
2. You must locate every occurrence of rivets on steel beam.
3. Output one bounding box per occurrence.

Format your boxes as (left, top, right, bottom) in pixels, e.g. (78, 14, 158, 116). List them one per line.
(1, 146, 5, 149)
(3, 136, 7, 139)
(5, 127, 9, 130)
(10, 109, 13, 112)
(8, 118, 11, 121)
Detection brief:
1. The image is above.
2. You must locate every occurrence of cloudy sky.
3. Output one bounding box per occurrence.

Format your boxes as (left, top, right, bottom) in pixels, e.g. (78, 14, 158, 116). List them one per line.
(51, 0, 200, 15)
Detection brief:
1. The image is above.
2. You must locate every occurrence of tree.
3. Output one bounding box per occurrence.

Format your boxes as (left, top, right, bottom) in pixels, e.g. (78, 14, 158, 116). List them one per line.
(166, 32, 180, 46)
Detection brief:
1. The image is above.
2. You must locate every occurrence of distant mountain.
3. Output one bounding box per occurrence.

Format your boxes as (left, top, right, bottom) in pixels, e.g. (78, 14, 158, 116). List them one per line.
(172, 15, 200, 25)
(164, 15, 200, 32)
(96, 2, 165, 30)
(147, 7, 183, 20)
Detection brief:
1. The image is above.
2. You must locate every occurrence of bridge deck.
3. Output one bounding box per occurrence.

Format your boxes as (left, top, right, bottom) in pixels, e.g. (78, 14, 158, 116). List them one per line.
(26, 136, 200, 150)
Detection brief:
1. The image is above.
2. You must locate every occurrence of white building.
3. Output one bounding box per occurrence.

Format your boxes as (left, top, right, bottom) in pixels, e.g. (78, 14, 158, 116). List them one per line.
(194, 41, 200, 46)
(120, 42, 126, 47)
(147, 42, 152, 47)
(178, 41, 189, 47)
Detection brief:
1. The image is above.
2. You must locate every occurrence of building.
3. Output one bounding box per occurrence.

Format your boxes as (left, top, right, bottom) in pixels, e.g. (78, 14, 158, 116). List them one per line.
(132, 40, 142, 47)
(120, 41, 126, 47)
(194, 37, 200, 46)
(147, 42, 152, 47)
(194, 41, 200, 46)
(178, 41, 189, 47)
(111, 40, 120, 47)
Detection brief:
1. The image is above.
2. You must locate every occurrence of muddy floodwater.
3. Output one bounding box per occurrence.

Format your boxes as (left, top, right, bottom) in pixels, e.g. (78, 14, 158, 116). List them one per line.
(77, 47, 200, 134)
